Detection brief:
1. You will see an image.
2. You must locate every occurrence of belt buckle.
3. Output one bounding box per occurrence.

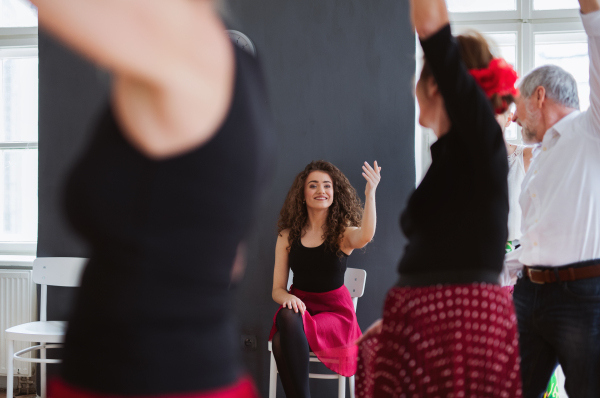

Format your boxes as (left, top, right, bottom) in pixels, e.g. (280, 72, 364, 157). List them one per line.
(528, 269, 546, 284)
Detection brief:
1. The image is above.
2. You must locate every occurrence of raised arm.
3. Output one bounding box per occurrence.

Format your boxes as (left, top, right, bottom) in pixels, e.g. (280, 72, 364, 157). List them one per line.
(580, 0, 600, 14)
(409, 0, 450, 39)
(580, 0, 600, 134)
(344, 162, 381, 251)
(31, 0, 227, 86)
(30, 0, 234, 158)
(409, 0, 507, 167)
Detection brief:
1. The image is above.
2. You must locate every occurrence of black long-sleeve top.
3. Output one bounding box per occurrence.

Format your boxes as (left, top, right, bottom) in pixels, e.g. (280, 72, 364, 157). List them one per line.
(397, 25, 509, 286)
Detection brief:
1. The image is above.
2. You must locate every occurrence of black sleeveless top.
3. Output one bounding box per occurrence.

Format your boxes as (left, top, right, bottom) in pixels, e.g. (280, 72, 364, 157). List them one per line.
(61, 46, 274, 395)
(289, 240, 348, 293)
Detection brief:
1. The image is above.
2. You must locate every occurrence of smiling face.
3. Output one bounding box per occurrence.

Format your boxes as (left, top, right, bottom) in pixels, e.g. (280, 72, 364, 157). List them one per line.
(304, 171, 334, 210)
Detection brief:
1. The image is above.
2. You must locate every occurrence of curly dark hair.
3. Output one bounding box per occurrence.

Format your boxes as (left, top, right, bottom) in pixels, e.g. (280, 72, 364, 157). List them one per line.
(277, 160, 363, 255)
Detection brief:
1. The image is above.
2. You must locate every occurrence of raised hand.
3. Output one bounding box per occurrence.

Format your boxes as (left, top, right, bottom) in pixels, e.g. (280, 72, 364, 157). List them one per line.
(362, 161, 382, 198)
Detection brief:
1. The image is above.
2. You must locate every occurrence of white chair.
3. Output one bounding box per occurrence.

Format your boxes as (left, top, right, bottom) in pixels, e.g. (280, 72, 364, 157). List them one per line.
(268, 268, 367, 398)
(5, 257, 87, 398)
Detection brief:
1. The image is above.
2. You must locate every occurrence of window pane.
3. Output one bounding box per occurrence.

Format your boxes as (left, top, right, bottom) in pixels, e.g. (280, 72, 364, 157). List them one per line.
(0, 0, 37, 27)
(447, 0, 516, 13)
(0, 149, 37, 242)
(535, 32, 590, 111)
(1, 56, 38, 142)
(533, 0, 579, 10)
(487, 33, 517, 68)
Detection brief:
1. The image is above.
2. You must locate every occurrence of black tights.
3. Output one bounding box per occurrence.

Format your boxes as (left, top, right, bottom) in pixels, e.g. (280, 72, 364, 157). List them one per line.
(272, 308, 311, 398)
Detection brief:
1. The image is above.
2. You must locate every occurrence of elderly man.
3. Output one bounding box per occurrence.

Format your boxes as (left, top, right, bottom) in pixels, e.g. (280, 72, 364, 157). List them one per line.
(507, 0, 600, 396)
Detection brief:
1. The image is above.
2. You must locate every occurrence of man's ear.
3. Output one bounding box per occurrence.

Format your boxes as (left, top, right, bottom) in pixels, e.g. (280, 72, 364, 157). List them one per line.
(535, 86, 546, 109)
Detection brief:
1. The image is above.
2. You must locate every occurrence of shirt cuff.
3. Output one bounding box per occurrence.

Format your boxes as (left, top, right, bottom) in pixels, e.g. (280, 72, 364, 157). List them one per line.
(582, 9, 600, 37)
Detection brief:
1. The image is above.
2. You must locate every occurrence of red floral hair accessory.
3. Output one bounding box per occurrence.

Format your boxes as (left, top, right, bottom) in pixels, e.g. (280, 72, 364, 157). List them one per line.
(469, 58, 519, 114)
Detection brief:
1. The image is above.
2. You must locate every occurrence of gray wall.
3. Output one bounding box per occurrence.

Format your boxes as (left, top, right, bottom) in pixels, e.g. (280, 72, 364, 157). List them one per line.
(223, 1, 415, 396)
(37, 1, 415, 397)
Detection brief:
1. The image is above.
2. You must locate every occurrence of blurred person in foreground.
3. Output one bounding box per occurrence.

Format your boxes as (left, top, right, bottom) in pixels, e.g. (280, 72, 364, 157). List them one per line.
(29, 1, 275, 397)
(355, 0, 523, 396)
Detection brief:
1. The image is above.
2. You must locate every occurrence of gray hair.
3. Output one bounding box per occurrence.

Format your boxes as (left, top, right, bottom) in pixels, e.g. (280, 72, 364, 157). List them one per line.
(519, 65, 580, 110)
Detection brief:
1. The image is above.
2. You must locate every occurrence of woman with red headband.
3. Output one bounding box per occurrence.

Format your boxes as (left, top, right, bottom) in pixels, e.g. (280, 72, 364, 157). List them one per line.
(355, 0, 522, 396)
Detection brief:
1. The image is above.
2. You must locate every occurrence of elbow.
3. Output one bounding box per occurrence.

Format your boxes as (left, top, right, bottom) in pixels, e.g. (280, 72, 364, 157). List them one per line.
(356, 237, 372, 249)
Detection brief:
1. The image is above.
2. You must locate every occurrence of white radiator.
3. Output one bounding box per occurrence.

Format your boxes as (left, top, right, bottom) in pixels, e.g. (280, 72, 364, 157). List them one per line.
(0, 270, 36, 377)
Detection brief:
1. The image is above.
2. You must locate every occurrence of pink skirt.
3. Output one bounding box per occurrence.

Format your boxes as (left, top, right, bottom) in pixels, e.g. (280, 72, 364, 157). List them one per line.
(357, 284, 522, 397)
(49, 377, 259, 398)
(269, 284, 362, 377)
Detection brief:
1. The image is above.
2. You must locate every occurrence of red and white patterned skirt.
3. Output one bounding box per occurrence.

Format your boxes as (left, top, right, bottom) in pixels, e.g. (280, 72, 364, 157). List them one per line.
(356, 283, 522, 398)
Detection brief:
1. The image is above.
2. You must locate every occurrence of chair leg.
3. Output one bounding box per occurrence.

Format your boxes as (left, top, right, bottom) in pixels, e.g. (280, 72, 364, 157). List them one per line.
(7, 339, 14, 398)
(349, 375, 355, 398)
(338, 375, 346, 398)
(41, 344, 47, 398)
(269, 351, 278, 398)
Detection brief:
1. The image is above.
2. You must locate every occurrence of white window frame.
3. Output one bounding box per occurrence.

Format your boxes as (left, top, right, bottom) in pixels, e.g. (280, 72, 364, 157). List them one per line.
(415, 0, 585, 184)
(0, 24, 38, 256)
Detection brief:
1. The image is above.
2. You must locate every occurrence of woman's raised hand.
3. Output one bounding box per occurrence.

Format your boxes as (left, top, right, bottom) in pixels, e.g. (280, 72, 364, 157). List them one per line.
(362, 161, 382, 197)
(283, 295, 307, 315)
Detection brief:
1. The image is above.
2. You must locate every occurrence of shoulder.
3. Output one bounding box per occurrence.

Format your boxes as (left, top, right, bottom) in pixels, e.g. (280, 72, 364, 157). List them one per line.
(278, 229, 291, 239)
(112, 33, 236, 159)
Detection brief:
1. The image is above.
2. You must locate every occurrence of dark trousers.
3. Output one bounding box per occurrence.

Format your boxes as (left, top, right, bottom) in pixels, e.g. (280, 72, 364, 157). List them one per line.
(513, 273, 600, 398)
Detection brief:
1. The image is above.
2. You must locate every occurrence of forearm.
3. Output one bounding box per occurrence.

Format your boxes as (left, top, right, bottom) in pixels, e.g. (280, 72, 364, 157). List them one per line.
(272, 288, 292, 305)
(581, 2, 600, 131)
(31, 0, 207, 82)
(358, 194, 377, 246)
(580, 0, 600, 14)
(409, 0, 450, 39)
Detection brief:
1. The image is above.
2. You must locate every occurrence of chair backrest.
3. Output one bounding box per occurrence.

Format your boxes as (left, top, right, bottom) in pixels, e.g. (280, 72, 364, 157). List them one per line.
(33, 257, 88, 322)
(287, 267, 367, 311)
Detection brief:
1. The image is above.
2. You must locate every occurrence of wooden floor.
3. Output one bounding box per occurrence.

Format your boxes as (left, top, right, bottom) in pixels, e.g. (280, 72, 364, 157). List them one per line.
(0, 393, 36, 398)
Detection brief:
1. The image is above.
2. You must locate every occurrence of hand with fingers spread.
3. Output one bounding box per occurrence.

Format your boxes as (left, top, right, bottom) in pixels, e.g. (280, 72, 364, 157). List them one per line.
(282, 294, 307, 315)
(362, 161, 382, 198)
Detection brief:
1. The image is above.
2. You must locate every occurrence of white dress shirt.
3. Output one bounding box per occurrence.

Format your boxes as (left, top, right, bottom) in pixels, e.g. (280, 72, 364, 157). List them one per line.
(513, 10, 600, 270)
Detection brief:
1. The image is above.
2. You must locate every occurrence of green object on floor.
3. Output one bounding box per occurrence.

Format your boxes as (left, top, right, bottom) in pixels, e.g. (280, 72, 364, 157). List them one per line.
(544, 371, 560, 398)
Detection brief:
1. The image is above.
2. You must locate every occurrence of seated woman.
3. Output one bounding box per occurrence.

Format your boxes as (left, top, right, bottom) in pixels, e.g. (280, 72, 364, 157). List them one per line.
(269, 160, 381, 398)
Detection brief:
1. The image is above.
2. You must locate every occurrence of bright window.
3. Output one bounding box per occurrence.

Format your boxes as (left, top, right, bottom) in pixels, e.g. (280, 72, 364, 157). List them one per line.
(0, 0, 37, 254)
(416, 0, 588, 184)
(447, 0, 516, 13)
(534, 0, 580, 10)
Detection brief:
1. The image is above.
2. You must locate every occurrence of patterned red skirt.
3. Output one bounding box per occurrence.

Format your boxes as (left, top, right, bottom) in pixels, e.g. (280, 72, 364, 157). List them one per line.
(269, 284, 362, 377)
(49, 376, 259, 398)
(357, 284, 522, 398)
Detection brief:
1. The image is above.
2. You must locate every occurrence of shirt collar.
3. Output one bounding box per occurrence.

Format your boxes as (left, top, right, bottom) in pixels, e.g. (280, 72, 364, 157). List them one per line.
(544, 110, 580, 141)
